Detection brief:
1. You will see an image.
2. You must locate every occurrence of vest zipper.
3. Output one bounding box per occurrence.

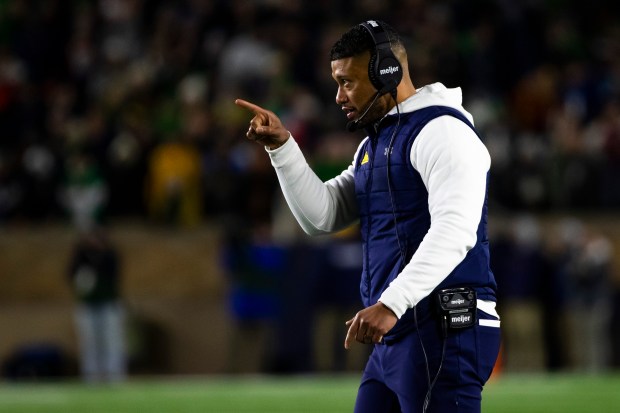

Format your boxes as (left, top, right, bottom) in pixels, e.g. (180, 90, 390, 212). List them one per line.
(364, 136, 378, 303)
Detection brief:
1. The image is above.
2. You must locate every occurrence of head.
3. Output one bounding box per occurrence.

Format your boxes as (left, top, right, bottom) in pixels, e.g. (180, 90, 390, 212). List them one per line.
(330, 20, 414, 130)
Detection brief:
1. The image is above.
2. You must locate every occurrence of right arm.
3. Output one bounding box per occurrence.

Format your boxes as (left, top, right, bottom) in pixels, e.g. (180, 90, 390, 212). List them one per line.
(235, 98, 359, 235)
(267, 137, 359, 235)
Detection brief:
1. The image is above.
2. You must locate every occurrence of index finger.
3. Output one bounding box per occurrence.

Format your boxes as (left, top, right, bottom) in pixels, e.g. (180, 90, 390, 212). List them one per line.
(235, 98, 268, 115)
(344, 316, 360, 350)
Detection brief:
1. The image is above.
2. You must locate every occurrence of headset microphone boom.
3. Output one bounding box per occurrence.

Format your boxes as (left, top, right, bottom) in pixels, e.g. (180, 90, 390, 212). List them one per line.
(346, 90, 382, 132)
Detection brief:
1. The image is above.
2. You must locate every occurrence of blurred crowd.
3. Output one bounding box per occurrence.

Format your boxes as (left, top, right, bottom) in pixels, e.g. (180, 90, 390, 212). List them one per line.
(1, 0, 620, 229)
(491, 215, 617, 373)
(1, 0, 620, 375)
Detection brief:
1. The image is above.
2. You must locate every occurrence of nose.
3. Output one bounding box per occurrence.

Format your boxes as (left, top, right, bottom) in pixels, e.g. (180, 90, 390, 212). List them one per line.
(335, 87, 347, 105)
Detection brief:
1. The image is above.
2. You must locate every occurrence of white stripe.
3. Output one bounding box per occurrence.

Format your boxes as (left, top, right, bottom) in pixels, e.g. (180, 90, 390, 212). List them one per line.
(477, 300, 499, 319)
(479, 319, 501, 328)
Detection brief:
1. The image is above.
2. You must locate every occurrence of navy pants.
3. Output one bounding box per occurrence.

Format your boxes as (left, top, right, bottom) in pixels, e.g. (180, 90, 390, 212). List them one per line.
(354, 309, 501, 413)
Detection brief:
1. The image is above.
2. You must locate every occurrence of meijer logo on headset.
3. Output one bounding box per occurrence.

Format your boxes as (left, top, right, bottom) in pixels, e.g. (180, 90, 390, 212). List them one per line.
(380, 66, 399, 76)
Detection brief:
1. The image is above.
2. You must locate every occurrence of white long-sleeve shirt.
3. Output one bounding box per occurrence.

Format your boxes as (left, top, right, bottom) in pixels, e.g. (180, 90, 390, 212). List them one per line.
(267, 83, 498, 319)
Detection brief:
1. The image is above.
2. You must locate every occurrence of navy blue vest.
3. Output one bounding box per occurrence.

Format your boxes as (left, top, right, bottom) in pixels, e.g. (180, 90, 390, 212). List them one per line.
(354, 105, 497, 341)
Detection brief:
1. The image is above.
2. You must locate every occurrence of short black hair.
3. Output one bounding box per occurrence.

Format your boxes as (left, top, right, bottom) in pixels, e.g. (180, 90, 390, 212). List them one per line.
(329, 20, 402, 61)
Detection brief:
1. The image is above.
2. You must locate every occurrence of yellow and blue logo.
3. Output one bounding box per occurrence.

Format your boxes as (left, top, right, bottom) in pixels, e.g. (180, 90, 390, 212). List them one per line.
(361, 151, 369, 165)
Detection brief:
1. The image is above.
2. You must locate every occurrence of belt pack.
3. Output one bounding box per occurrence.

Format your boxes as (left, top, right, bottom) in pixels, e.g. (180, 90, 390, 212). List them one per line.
(436, 287, 477, 331)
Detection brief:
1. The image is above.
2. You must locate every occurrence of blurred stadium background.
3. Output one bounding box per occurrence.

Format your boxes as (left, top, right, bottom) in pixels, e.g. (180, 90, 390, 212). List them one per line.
(1, 0, 620, 410)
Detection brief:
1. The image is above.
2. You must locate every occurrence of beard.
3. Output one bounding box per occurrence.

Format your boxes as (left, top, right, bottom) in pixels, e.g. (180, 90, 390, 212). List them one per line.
(346, 93, 392, 132)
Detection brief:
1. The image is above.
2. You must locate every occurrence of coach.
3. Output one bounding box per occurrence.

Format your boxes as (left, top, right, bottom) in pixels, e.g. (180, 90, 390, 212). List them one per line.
(236, 20, 501, 413)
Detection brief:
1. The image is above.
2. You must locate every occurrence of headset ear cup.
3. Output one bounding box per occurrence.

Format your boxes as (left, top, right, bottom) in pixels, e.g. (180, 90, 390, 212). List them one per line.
(367, 52, 384, 92)
(375, 52, 402, 94)
(361, 20, 402, 94)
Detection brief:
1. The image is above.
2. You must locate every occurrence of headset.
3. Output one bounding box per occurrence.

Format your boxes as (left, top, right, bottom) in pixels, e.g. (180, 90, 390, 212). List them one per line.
(359, 20, 403, 97)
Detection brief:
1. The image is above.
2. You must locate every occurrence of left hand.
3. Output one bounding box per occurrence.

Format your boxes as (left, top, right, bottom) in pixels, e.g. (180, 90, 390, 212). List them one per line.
(344, 302, 398, 349)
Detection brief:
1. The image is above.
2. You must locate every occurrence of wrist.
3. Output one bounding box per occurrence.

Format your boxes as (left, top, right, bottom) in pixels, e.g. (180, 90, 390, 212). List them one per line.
(378, 301, 398, 318)
(266, 142, 285, 150)
(266, 131, 291, 151)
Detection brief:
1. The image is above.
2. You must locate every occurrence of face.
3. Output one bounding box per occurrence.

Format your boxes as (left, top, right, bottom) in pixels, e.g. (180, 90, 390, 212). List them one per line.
(331, 52, 391, 128)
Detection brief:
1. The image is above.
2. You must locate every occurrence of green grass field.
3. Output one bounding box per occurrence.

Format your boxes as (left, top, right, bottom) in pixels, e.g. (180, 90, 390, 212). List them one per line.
(0, 373, 619, 413)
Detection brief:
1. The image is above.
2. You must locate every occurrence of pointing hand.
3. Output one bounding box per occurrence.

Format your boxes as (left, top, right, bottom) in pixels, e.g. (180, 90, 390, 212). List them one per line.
(235, 99, 290, 150)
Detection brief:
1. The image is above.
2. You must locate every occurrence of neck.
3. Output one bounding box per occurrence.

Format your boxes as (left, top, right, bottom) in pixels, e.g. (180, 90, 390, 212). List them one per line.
(394, 79, 416, 104)
(387, 83, 416, 113)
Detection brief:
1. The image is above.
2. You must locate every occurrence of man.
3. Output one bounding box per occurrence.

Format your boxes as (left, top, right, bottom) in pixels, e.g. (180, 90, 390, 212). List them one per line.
(236, 20, 500, 413)
(68, 228, 127, 383)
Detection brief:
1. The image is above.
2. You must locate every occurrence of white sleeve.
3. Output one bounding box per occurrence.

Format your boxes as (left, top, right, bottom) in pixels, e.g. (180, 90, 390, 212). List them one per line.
(379, 116, 491, 318)
(267, 136, 360, 235)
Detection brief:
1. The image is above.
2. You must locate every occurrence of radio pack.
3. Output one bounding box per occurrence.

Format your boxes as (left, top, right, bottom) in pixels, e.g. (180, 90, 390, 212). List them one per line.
(436, 287, 477, 331)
